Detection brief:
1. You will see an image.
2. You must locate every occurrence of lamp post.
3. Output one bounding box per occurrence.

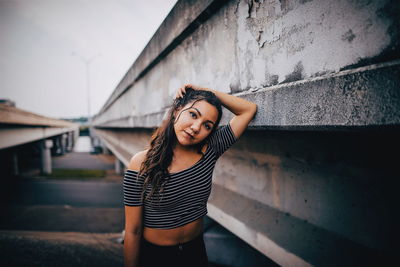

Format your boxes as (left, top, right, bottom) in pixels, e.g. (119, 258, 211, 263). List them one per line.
(71, 52, 101, 121)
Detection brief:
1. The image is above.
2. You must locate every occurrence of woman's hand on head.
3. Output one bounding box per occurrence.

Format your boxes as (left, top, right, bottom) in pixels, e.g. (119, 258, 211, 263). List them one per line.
(175, 85, 187, 99)
(175, 84, 204, 99)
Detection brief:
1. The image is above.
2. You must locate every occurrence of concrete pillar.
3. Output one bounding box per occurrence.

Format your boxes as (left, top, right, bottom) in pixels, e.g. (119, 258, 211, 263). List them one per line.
(61, 134, 67, 154)
(102, 145, 111, 155)
(54, 137, 61, 155)
(90, 136, 100, 153)
(66, 132, 73, 152)
(12, 151, 19, 176)
(41, 139, 53, 175)
(115, 158, 124, 175)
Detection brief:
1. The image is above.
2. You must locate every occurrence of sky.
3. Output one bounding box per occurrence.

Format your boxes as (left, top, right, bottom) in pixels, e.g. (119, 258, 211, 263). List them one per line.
(0, 0, 178, 119)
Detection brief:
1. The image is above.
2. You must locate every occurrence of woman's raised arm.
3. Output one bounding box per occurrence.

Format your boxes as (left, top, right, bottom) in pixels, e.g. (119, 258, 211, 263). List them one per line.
(176, 84, 257, 139)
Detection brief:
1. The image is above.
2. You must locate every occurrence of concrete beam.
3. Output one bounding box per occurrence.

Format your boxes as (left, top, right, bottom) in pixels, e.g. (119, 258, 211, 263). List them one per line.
(0, 127, 79, 150)
(92, 128, 152, 167)
(115, 158, 124, 175)
(40, 139, 53, 175)
(97, 0, 229, 115)
(0, 104, 78, 128)
(93, 61, 400, 130)
(208, 184, 383, 266)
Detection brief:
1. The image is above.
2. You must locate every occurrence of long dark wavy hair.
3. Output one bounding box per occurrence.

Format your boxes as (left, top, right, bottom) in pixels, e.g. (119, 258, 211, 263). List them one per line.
(139, 88, 222, 202)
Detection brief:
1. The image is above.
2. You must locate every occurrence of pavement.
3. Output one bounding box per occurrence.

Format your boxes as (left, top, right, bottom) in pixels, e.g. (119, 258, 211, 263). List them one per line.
(0, 231, 124, 267)
(0, 151, 126, 267)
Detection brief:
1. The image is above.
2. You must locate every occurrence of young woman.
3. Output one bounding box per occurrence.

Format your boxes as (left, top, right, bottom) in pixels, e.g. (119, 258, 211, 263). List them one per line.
(123, 84, 257, 267)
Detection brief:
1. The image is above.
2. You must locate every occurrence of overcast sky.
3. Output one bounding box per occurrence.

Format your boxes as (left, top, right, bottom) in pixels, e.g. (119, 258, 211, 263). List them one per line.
(0, 0, 177, 119)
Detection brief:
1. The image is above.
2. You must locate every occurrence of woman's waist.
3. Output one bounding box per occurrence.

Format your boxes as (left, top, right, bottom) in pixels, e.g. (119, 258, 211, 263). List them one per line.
(142, 217, 203, 246)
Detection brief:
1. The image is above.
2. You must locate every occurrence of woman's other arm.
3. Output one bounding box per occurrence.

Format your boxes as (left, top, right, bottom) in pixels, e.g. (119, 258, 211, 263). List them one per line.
(124, 206, 142, 267)
(177, 84, 257, 139)
(124, 151, 147, 267)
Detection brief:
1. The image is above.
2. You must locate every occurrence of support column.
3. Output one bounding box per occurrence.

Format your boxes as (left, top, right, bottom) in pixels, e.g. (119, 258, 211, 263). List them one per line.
(102, 145, 111, 155)
(115, 158, 124, 175)
(12, 151, 19, 176)
(66, 132, 73, 152)
(61, 134, 67, 154)
(41, 139, 53, 175)
(54, 137, 61, 155)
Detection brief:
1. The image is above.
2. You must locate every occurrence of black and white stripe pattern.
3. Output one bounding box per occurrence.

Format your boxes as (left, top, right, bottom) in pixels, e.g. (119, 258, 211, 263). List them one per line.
(123, 123, 237, 229)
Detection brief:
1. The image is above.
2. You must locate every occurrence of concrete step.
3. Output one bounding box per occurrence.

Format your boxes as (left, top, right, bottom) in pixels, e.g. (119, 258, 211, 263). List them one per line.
(208, 184, 387, 266)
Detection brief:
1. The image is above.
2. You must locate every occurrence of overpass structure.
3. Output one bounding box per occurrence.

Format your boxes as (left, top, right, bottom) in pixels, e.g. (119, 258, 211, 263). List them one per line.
(0, 101, 79, 175)
(92, 0, 399, 265)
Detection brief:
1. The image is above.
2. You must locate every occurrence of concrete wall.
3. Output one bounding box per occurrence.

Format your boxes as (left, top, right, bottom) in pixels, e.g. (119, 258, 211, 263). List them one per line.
(92, 0, 399, 265)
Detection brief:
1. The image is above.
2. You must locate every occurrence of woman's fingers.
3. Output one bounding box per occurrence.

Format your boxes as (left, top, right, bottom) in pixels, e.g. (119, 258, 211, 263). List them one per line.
(181, 86, 186, 97)
(175, 84, 200, 99)
(184, 84, 195, 90)
(175, 86, 185, 99)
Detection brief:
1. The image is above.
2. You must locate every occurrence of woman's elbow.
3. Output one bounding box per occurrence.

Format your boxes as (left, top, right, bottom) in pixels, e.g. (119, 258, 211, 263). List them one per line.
(125, 224, 143, 236)
(249, 103, 257, 118)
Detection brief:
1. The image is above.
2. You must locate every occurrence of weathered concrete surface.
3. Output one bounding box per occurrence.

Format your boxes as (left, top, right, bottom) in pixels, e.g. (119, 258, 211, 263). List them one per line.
(90, 0, 400, 265)
(215, 129, 398, 251)
(99, 0, 229, 115)
(92, 0, 399, 127)
(93, 61, 400, 129)
(93, 128, 152, 166)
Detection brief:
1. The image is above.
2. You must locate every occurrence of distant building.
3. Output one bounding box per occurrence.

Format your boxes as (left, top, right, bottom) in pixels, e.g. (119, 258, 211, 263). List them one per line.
(0, 99, 16, 107)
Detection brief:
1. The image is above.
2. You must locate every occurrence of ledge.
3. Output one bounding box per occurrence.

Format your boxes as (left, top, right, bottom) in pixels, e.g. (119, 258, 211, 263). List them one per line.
(208, 184, 385, 266)
(92, 129, 133, 166)
(93, 60, 400, 130)
(0, 104, 78, 128)
(0, 127, 78, 150)
(97, 0, 229, 115)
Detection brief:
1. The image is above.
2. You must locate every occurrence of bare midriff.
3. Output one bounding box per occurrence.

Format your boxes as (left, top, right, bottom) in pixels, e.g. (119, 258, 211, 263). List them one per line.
(142, 217, 204, 246)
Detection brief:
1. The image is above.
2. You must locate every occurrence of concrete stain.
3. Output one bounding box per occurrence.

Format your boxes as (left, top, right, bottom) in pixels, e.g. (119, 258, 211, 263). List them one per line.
(341, 29, 356, 43)
(247, 0, 254, 18)
(282, 61, 304, 83)
(269, 74, 280, 86)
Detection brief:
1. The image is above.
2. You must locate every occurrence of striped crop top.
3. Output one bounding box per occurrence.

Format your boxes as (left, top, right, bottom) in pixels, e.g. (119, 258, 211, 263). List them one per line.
(123, 123, 237, 229)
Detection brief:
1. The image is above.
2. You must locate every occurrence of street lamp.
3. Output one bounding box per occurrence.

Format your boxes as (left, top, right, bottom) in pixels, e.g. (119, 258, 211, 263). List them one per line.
(71, 52, 101, 121)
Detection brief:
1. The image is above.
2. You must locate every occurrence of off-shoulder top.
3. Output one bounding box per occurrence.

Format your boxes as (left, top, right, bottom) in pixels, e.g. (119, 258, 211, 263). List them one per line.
(123, 123, 237, 229)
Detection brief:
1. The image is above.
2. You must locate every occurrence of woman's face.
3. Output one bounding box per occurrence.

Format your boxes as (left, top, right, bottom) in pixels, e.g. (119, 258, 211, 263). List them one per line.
(173, 100, 219, 147)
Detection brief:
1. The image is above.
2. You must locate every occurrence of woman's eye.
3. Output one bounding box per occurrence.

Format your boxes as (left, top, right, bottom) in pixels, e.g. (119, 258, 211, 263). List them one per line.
(205, 124, 211, 130)
(190, 112, 197, 118)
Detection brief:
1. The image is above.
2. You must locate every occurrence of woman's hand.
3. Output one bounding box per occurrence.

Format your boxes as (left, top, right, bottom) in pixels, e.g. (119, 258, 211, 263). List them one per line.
(175, 84, 204, 99)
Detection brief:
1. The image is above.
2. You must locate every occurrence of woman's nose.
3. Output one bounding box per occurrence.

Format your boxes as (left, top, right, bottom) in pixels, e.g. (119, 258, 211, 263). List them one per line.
(190, 122, 201, 133)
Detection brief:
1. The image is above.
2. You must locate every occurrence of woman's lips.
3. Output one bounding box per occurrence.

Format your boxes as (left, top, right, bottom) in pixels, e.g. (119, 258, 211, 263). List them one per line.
(184, 131, 194, 139)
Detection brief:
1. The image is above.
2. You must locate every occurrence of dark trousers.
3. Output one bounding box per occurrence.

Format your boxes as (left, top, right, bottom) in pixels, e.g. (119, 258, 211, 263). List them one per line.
(139, 233, 209, 267)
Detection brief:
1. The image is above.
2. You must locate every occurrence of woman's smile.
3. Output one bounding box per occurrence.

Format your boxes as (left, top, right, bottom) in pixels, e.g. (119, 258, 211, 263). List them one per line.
(183, 130, 195, 139)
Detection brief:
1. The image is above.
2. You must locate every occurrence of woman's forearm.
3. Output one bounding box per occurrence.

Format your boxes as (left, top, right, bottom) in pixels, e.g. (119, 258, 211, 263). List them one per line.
(184, 84, 256, 116)
(124, 232, 141, 267)
(204, 87, 257, 116)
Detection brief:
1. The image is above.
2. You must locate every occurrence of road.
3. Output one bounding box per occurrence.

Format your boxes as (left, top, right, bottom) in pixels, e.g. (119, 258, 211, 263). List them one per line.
(3, 179, 123, 207)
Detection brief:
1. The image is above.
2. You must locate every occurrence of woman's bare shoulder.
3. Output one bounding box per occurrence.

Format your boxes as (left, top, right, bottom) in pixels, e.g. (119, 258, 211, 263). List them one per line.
(128, 150, 148, 171)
